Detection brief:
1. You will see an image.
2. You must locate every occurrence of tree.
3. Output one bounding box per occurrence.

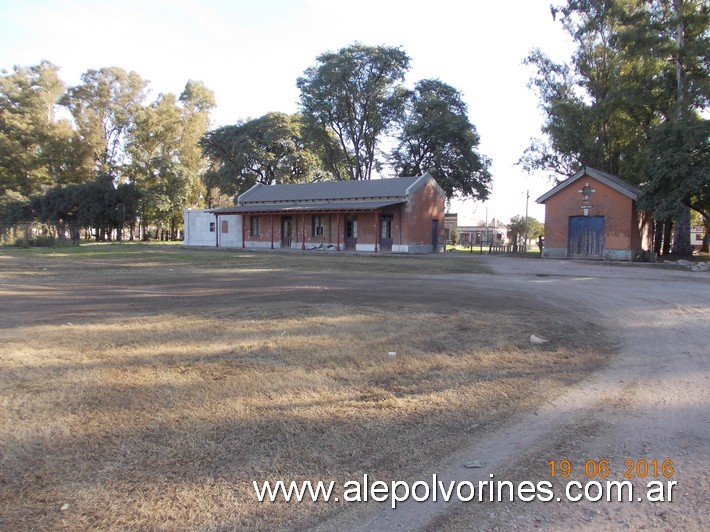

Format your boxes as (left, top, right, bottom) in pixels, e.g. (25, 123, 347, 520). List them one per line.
(114, 181, 141, 241)
(522, 0, 709, 255)
(127, 83, 215, 239)
(0, 61, 85, 196)
(127, 92, 185, 239)
(0, 190, 31, 224)
(449, 227, 458, 246)
(178, 80, 216, 208)
(297, 43, 410, 180)
(521, 2, 659, 183)
(650, 0, 708, 255)
(507, 215, 544, 251)
(639, 116, 710, 249)
(391, 79, 492, 201)
(62, 67, 148, 176)
(201, 113, 329, 199)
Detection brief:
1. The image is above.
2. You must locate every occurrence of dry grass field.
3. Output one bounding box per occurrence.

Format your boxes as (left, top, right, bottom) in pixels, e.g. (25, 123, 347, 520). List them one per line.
(0, 244, 613, 530)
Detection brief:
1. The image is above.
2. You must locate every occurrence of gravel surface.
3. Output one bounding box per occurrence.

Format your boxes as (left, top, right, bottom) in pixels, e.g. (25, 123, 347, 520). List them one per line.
(324, 257, 710, 531)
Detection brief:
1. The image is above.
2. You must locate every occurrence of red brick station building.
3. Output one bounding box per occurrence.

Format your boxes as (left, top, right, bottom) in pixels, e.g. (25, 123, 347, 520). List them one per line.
(184, 173, 446, 254)
(536, 167, 652, 261)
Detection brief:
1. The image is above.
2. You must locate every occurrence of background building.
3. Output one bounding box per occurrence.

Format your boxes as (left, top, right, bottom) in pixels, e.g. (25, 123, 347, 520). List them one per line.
(185, 173, 446, 253)
(536, 167, 652, 261)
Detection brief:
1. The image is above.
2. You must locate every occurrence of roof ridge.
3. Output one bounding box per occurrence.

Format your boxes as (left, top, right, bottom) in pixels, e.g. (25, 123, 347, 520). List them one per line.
(536, 167, 640, 203)
(237, 175, 427, 204)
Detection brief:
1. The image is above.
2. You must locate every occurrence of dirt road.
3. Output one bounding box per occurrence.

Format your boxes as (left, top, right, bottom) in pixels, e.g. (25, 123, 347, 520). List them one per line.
(331, 257, 710, 531)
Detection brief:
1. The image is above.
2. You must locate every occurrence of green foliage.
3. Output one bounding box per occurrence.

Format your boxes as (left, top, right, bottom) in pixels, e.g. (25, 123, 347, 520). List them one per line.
(0, 190, 31, 222)
(125, 84, 215, 235)
(640, 117, 710, 220)
(449, 227, 458, 246)
(522, 0, 709, 185)
(14, 235, 57, 248)
(179, 80, 217, 207)
(201, 113, 330, 198)
(507, 215, 544, 242)
(297, 43, 411, 180)
(61, 67, 148, 175)
(295, 44, 492, 199)
(523, 0, 709, 255)
(391, 79, 492, 201)
(28, 175, 142, 241)
(0, 61, 82, 196)
(1, 61, 215, 240)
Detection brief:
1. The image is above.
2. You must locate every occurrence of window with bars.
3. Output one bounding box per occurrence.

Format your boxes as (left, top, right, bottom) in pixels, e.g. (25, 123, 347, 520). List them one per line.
(250, 216, 260, 236)
(312, 215, 324, 237)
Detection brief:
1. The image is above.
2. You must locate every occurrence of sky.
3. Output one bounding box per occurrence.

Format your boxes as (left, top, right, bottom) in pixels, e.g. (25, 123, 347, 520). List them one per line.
(0, 0, 576, 225)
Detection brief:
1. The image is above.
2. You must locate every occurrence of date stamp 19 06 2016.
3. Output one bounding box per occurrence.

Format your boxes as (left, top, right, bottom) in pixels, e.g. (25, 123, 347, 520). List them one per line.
(548, 459, 675, 479)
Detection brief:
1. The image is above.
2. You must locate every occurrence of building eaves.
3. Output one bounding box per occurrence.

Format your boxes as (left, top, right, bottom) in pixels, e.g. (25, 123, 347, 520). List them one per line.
(209, 199, 406, 215)
(536, 166, 641, 203)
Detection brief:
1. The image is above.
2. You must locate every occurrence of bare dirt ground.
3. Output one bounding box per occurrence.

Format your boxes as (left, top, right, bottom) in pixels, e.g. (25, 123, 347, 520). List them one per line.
(326, 256, 710, 531)
(1, 247, 708, 530)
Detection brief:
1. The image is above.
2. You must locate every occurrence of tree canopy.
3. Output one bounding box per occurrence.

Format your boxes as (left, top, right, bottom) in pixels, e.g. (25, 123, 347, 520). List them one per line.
(391, 79, 492, 201)
(522, 0, 709, 255)
(297, 43, 411, 181)
(0, 61, 82, 197)
(204, 48, 493, 203)
(62, 67, 148, 175)
(200, 113, 329, 201)
(1, 61, 216, 241)
(3, 42, 497, 240)
(507, 215, 544, 242)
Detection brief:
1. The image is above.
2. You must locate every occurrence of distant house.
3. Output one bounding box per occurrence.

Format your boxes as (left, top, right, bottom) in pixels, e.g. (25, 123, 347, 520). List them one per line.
(444, 213, 458, 243)
(691, 225, 706, 252)
(457, 221, 508, 247)
(184, 173, 446, 253)
(536, 167, 652, 261)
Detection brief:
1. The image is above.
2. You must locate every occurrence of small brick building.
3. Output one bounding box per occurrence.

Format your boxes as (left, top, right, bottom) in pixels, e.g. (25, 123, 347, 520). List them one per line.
(185, 173, 446, 253)
(536, 167, 651, 261)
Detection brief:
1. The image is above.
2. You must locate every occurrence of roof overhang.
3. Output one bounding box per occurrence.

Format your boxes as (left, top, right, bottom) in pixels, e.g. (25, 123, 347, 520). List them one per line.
(536, 167, 641, 204)
(209, 199, 405, 215)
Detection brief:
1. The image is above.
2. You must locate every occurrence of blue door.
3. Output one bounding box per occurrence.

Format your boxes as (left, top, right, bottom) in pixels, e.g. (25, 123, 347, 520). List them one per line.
(568, 216, 604, 257)
(432, 220, 439, 251)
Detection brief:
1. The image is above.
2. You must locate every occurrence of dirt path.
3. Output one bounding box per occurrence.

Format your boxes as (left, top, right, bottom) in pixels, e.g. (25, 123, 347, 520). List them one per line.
(325, 258, 710, 530)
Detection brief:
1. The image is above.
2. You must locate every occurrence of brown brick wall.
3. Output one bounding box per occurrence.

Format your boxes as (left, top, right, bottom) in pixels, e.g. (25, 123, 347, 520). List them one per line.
(240, 177, 445, 251)
(405, 180, 446, 246)
(543, 176, 638, 253)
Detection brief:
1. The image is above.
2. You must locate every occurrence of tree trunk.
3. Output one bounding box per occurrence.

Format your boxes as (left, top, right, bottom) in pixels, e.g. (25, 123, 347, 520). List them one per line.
(653, 220, 664, 255)
(671, 206, 692, 256)
(662, 220, 673, 256)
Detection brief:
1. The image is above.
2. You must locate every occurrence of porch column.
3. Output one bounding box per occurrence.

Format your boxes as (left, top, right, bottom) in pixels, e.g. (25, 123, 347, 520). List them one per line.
(302, 213, 306, 250)
(336, 213, 341, 251)
(374, 213, 378, 253)
(270, 214, 274, 249)
(241, 215, 245, 248)
(399, 204, 403, 249)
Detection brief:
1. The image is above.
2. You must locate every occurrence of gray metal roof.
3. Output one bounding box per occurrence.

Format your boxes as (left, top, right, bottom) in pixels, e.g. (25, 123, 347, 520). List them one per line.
(209, 199, 405, 215)
(238, 174, 430, 204)
(536, 166, 641, 203)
